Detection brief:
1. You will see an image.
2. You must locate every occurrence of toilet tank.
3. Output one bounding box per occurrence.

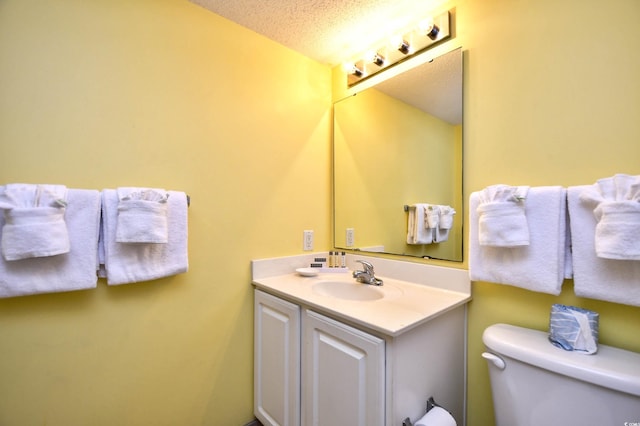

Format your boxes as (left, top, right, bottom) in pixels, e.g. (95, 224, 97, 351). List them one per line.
(482, 323, 640, 426)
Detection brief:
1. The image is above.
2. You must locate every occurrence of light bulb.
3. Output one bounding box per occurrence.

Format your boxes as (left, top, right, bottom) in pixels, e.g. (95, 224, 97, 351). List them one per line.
(390, 35, 411, 54)
(342, 62, 363, 77)
(418, 17, 440, 40)
(364, 50, 385, 67)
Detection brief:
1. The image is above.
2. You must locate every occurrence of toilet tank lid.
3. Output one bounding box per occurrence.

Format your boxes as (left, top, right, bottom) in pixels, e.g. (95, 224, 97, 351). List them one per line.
(483, 323, 640, 397)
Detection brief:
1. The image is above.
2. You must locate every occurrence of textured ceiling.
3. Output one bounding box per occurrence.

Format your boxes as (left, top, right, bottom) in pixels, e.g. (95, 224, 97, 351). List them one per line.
(190, 0, 461, 124)
(190, 0, 447, 66)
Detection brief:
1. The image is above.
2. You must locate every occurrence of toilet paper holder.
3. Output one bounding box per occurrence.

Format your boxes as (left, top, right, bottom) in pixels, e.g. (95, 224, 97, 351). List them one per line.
(401, 396, 444, 426)
(426, 396, 440, 412)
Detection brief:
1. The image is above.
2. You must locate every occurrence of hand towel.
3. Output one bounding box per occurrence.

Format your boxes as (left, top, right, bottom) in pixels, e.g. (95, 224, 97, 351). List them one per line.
(0, 189, 100, 298)
(101, 189, 188, 285)
(115, 188, 169, 243)
(425, 204, 440, 229)
(434, 205, 456, 243)
(407, 205, 416, 244)
(0, 184, 68, 208)
(469, 186, 567, 295)
(0, 184, 70, 260)
(567, 186, 640, 306)
(593, 201, 640, 260)
(407, 204, 433, 244)
(579, 174, 640, 260)
(477, 185, 530, 247)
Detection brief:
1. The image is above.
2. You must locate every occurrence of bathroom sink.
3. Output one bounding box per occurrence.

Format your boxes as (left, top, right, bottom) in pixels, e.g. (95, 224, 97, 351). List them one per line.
(312, 280, 384, 301)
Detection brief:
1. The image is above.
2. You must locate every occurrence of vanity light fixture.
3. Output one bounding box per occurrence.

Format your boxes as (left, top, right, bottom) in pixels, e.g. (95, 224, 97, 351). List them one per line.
(345, 9, 452, 87)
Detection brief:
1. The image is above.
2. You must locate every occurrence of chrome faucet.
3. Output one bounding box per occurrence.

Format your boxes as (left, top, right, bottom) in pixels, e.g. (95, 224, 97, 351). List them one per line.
(352, 260, 383, 286)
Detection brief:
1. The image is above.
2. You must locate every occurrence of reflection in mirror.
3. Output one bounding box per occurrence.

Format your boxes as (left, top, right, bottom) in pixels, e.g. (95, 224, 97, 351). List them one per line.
(334, 48, 463, 261)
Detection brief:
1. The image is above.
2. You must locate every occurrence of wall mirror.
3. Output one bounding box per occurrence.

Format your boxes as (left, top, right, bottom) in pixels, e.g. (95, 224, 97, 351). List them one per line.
(333, 48, 463, 261)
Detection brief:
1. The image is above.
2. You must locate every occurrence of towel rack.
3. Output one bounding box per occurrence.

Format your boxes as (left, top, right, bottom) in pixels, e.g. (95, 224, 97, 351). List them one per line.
(186, 195, 191, 207)
(404, 205, 410, 211)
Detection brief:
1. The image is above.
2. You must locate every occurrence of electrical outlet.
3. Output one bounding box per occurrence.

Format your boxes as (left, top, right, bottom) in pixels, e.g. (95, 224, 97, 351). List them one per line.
(303, 230, 314, 251)
(346, 228, 355, 247)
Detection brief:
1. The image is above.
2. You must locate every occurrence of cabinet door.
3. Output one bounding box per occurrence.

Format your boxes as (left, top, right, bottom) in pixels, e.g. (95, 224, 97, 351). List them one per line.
(302, 310, 385, 426)
(254, 290, 301, 426)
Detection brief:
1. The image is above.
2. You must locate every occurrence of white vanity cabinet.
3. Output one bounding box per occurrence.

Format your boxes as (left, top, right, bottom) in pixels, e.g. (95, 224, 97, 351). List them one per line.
(254, 288, 466, 426)
(254, 290, 301, 426)
(302, 309, 385, 426)
(254, 289, 384, 426)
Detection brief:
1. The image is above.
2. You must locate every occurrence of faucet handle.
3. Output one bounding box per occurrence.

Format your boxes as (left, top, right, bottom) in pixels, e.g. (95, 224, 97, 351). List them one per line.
(355, 259, 374, 273)
(353, 260, 383, 286)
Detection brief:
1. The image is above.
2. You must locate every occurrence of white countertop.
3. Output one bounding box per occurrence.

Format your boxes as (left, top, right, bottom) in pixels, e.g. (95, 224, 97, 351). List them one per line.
(252, 253, 471, 337)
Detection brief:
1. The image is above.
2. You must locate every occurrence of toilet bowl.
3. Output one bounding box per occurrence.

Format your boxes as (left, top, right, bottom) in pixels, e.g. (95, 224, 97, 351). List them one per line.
(482, 323, 640, 426)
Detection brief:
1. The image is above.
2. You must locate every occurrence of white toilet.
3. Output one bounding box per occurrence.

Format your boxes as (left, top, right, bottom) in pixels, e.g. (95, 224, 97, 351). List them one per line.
(482, 323, 640, 426)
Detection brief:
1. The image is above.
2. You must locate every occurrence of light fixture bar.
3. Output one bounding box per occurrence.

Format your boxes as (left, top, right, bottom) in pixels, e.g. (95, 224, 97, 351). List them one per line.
(346, 10, 451, 86)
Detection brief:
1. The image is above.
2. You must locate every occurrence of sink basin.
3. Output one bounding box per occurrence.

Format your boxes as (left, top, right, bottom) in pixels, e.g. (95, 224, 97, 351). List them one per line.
(312, 280, 384, 301)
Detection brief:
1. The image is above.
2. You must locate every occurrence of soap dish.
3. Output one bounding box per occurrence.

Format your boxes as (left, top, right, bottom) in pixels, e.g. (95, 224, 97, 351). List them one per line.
(296, 267, 319, 277)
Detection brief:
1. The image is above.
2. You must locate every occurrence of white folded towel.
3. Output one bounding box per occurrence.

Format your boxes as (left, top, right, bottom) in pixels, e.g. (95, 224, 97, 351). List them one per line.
(593, 201, 640, 260)
(477, 185, 530, 247)
(0, 184, 70, 261)
(116, 188, 169, 243)
(407, 205, 416, 244)
(424, 204, 440, 229)
(568, 186, 640, 306)
(579, 174, 640, 260)
(101, 189, 188, 285)
(0, 189, 100, 298)
(469, 186, 567, 295)
(434, 205, 456, 243)
(407, 204, 433, 244)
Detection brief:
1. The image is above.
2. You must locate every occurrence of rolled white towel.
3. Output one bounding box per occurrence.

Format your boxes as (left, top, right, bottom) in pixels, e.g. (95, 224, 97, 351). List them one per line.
(592, 201, 640, 260)
(0, 184, 69, 261)
(2, 207, 70, 260)
(477, 201, 529, 247)
(434, 205, 456, 243)
(580, 174, 640, 260)
(116, 188, 169, 244)
(425, 205, 440, 229)
(477, 184, 530, 247)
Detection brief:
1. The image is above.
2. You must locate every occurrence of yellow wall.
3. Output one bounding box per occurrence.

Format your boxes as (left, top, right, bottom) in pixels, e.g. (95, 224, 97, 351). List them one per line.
(335, 0, 640, 425)
(2, 0, 640, 425)
(0, 0, 330, 424)
(457, 0, 640, 424)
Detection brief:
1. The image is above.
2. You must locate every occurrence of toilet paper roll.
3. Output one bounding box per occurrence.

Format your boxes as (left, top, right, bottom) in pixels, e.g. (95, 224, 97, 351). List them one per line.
(415, 406, 457, 426)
